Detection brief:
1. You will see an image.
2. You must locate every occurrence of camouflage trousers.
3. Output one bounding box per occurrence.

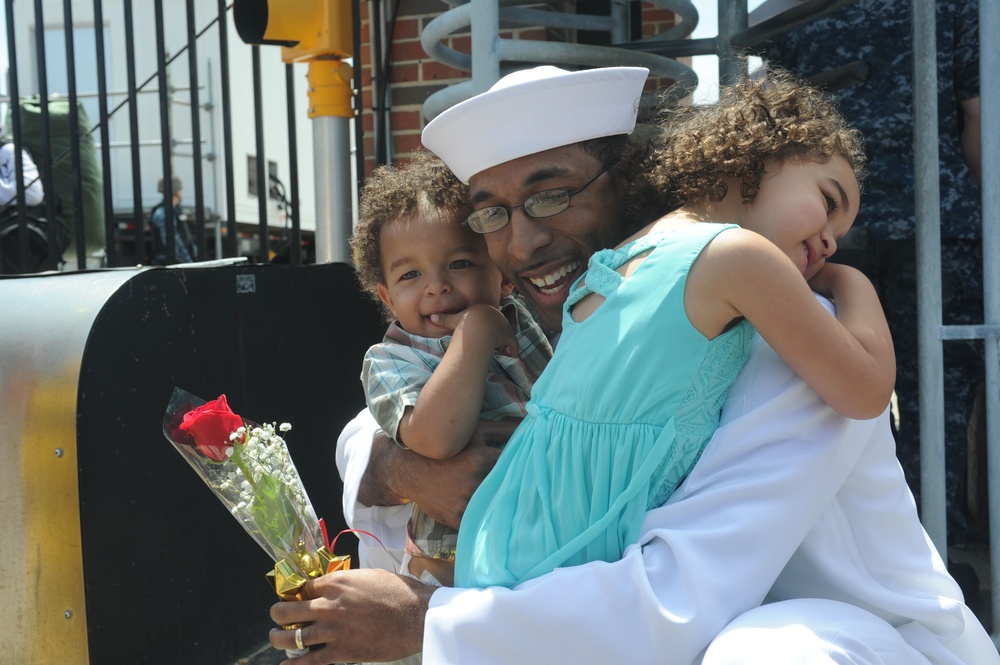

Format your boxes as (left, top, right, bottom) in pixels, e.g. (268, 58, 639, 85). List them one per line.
(833, 238, 984, 543)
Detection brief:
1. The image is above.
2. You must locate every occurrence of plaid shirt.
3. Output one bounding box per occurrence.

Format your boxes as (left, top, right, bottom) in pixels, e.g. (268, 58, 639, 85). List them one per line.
(361, 295, 552, 561)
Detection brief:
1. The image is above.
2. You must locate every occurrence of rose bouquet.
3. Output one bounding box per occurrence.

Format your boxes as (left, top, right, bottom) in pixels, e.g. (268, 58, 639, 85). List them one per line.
(162, 387, 348, 602)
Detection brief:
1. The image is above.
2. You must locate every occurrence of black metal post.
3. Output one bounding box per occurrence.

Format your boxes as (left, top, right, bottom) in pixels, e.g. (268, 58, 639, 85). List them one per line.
(3, 0, 27, 273)
(32, 0, 58, 270)
(218, 0, 238, 259)
(63, 0, 86, 269)
(154, 0, 176, 263)
(94, 0, 117, 267)
(252, 46, 269, 263)
(285, 64, 301, 265)
(186, 0, 207, 259)
(123, 0, 145, 262)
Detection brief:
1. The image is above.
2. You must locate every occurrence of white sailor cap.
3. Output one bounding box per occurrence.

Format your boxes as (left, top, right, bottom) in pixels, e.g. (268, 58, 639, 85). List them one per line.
(422, 65, 649, 183)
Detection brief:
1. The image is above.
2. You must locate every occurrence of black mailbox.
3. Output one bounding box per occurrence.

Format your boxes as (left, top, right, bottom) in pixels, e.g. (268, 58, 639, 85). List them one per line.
(0, 262, 384, 664)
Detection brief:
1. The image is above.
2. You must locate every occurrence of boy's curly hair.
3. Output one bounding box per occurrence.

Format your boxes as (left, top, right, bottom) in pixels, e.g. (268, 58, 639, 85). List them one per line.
(635, 68, 867, 210)
(350, 150, 472, 319)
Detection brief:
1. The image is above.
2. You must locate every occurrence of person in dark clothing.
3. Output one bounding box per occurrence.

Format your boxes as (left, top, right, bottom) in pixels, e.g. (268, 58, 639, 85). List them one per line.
(150, 175, 197, 264)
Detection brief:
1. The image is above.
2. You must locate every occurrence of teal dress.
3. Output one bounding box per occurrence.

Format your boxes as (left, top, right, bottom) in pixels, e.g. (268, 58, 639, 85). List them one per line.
(454, 223, 755, 589)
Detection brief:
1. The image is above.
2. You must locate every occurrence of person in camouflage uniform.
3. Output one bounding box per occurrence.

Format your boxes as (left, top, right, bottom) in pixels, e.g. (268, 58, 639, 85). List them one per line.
(765, 0, 983, 544)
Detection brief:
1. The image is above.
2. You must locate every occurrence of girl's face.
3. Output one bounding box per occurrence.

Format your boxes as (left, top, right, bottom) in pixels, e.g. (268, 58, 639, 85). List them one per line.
(739, 154, 860, 281)
(377, 211, 506, 338)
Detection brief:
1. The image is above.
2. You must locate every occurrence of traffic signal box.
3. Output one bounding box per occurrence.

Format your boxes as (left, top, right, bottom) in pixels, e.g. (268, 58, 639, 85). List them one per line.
(233, 0, 353, 63)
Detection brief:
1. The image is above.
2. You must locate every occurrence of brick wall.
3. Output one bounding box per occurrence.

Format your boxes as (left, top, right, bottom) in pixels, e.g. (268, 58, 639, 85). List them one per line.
(357, 2, 677, 174)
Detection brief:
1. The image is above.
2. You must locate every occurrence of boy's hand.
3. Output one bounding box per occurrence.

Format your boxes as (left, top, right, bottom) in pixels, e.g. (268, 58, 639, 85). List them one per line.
(432, 304, 520, 356)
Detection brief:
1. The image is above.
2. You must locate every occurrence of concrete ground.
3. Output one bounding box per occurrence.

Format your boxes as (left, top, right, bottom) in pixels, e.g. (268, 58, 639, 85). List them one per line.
(234, 642, 285, 665)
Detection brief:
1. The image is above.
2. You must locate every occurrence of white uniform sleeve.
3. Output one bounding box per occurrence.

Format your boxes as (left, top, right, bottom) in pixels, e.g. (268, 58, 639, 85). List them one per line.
(336, 408, 409, 571)
(424, 323, 882, 665)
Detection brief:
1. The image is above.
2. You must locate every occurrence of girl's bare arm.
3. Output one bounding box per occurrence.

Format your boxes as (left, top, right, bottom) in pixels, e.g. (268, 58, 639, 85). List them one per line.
(691, 231, 895, 420)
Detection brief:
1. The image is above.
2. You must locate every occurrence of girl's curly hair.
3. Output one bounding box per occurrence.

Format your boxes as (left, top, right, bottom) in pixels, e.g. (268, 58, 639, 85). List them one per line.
(633, 68, 867, 211)
(350, 150, 472, 319)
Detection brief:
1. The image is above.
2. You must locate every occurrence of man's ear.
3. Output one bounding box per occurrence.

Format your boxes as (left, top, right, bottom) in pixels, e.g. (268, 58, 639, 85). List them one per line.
(501, 278, 515, 297)
(376, 283, 396, 315)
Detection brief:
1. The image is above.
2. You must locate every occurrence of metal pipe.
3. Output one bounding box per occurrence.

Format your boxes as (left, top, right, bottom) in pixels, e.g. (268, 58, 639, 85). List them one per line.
(93, 0, 117, 267)
(154, 0, 177, 263)
(495, 8, 617, 32)
(470, 0, 500, 95)
(32, 0, 58, 271)
(123, 0, 145, 257)
(421, 1, 698, 120)
(251, 46, 269, 263)
(312, 115, 352, 263)
(979, 0, 1000, 647)
(610, 0, 628, 44)
(0, 85, 201, 102)
(186, 0, 207, 258)
(3, 0, 27, 274)
(285, 64, 302, 265)
(370, 0, 388, 166)
(217, 0, 238, 259)
(62, 0, 86, 269)
(717, 0, 748, 85)
(352, 0, 365, 189)
(911, 0, 947, 555)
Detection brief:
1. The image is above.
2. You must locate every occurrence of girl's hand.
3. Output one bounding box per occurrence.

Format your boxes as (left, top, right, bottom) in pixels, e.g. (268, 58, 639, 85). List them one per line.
(432, 304, 520, 356)
(807, 262, 867, 300)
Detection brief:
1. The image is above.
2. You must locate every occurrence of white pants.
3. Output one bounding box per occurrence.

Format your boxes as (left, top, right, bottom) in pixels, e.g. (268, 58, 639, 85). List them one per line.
(702, 599, 932, 665)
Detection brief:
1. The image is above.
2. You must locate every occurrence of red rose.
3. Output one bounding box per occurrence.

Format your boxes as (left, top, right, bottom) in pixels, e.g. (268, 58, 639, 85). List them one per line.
(179, 395, 245, 461)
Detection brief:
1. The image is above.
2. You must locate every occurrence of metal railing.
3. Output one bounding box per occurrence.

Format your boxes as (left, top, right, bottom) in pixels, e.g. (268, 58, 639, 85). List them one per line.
(1, 0, 321, 273)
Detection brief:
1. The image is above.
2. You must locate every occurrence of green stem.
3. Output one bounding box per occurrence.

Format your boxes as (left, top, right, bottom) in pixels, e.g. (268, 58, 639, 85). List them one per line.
(229, 428, 257, 491)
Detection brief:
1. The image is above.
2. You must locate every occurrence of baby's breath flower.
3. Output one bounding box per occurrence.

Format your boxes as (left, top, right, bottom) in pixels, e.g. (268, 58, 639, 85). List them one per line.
(170, 401, 321, 579)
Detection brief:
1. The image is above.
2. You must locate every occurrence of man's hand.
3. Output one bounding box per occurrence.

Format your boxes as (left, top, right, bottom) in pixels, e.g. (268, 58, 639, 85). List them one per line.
(361, 419, 518, 529)
(269, 568, 433, 664)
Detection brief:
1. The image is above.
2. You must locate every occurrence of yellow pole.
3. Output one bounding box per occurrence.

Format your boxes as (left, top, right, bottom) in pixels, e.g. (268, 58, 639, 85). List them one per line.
(307, 59, 354, 118)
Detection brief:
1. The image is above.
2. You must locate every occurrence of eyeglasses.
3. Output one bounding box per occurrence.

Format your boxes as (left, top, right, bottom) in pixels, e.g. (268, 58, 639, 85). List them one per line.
(464, 163, 614, 234)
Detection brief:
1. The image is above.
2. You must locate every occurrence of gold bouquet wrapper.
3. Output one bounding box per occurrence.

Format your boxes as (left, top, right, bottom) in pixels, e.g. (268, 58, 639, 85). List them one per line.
(266, 546, 352, 601)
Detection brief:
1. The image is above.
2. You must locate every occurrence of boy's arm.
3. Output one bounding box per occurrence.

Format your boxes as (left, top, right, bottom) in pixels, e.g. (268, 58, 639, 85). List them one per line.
(398, 304, 518, 458)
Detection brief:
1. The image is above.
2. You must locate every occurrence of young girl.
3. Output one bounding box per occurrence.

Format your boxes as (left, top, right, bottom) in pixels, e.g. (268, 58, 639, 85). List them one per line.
(351, 152, 552, 585)
(454, 70, 895, 589)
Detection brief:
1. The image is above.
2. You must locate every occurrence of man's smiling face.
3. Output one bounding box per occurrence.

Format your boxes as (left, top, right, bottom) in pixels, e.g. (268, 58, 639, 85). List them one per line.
(467, 144, 628, 333)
